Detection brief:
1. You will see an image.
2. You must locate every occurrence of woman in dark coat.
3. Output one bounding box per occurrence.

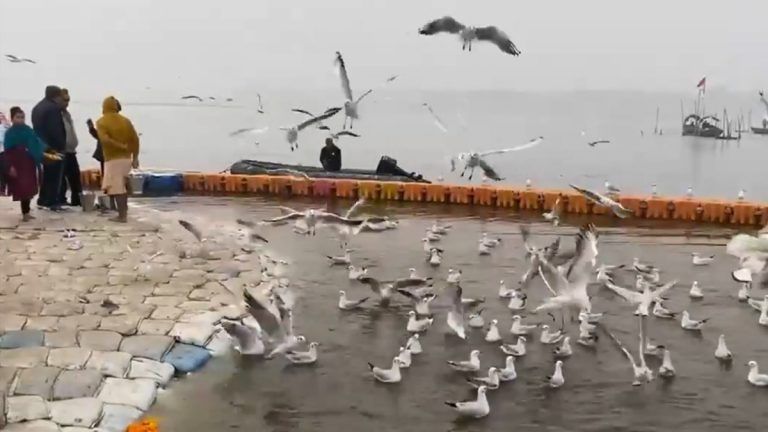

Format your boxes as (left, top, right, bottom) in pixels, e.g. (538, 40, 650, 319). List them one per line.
(2, 107, 52, 221)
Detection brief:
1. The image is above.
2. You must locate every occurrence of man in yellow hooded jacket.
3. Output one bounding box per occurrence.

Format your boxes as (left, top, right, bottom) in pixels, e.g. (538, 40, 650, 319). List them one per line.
(96, 96, 140, 222)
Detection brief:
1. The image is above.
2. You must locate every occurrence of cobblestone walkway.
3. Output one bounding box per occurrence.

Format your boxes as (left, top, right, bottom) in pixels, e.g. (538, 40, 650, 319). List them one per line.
(0, 201, 259, 431)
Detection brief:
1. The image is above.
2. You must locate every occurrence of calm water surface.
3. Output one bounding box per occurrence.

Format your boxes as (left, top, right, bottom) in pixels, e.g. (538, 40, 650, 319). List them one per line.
(144, 196, 767, 432)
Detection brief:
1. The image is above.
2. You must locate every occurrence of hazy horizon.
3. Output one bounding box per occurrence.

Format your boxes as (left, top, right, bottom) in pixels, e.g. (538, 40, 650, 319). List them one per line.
(2, 0, 768, 102)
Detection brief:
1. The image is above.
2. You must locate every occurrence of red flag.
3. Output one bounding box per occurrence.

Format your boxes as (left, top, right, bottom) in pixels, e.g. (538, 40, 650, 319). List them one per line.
(696, 77, 706, 92)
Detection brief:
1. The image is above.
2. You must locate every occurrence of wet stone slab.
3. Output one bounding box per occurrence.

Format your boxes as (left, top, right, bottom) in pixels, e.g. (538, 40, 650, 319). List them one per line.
(119, 335, 174, 361)
(98, 315, 142, 335)
(77, 331, 123, 352)
(43, 331, 77, 349)
(0, 347, 50, 368)
(52, 369, 104, 400)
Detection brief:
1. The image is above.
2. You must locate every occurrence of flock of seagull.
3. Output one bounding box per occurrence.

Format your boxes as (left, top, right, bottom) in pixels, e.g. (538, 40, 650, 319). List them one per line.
(170, 191, 768, 421)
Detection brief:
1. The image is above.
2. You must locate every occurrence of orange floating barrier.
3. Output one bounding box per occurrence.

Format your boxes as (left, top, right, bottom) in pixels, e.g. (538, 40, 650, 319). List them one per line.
(182, 173, 206, 192)
(473, 186, 495, 206)
(672, 199, 698, 222)
(334, 180, 357, 199)
(495, 189, 519, 208)
(268, 177, 291, 194)
(645, 198, 671, 219)
(203, 174, 229, 193)
(541, 190, 562, 210)
(358, 181, 380, 200)
(449, 185, 472, 204)
(425, 184, 448, 203)
(290, 178, 311, 196)
(312, 179, 334, 197)
(563, 192, 588, 214)
(519, 190, 541, 210)
(700, 201, 727, 223)
(403, 183, 426, 202)
(224, 174, 247, 193)
(731, 203, 758, 225)
(245, 175, 270, 194)
(381, 182, 403, 200)
(618, 195, 643, 217)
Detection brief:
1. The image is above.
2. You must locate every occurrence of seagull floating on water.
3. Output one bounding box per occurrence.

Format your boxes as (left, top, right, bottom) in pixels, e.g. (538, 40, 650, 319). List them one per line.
(553, 336, 573, 358)
(406, 334, 423, 355)
(327, 249, 353, 266)
(658, 346, 676, 378)
(444, 386, 490, 419)
(407, 310, 434, 333)
(447, 268, 462, 284)
(681, 310, 708, 331)
(689, 281, 704, 299)
(498, 280, 514, 298)
(715, 334, 733, 361)
(220, 321, 265, 355)
(738, 189, 746, 201)
(540, 324, 564, 345)
(499, 356, 517, 381)
(396, 346, 412, 368)
(548, 360, 565, 388)
(692, 253, 715, 266)
(285, 342, 319, 365)
(368, 357, 404, 383)
(542, 197, 561, 226)
(447, 350, 481, 372)
(485, 319, 502, 342)
(427, 247, 443, 266)
(510, 315, 537, 335)
(507, 292, 527, 311)
(737, 282, 751, 301)
(747, 361, 768, 387)
(468, 309, 485, 328)
(419, 16, 521, 55)
(652, 300, 676, 319)
(347, 265, 368, 280)
(467, 367, 501, 390)
(500, 337, 527, 356)
(338, 290, 369, 310)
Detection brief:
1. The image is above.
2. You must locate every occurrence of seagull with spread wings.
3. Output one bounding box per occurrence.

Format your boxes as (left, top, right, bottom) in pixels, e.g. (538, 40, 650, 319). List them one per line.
(534, 224, 599, 322)
(334, 51, 373, 130)
(181, 95, 203, 102)
(418, 16, 521, 55)
(451, 136, 543, 181)
(570, 184, 633, 218)
(280, 107, 342, 151)
(262, 208, 368, 236)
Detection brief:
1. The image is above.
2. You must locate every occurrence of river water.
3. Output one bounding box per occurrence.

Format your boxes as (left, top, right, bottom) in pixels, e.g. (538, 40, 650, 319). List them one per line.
(144, 196, 767, 432)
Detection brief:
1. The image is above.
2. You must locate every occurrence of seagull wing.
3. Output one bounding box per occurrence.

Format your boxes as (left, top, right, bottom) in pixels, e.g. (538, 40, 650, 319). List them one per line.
(333, 130, 361, 139)
(297, 107, 342, 131)
(570, 184, 612, 207)
(356, 89, 373, 104)
(649, 279, 678, 299)
(393, 277, 433, 289)
(263, 212, 305, 223)
(178, 220, 204, 242)
(604, 279, 643, 303)
(229, 126, 268, 137)
(334, 51, 354, 101)
(344, 198, 367, 219)
(291, 108, 316, 117)
(538, 257, 569, 296)
(520, 224, 535, 253)
(564, 224, 599, 281)
(236, 218, 257, 228)
(475, 26, 521, 55)
(418, 16, 466, 35)
(243, 287, 284, 339)
(600, 322, 638, 369)
(5, 54, 19, 61)
(357, 276, 383, 296)
(316, 212, 366, 226)
(477, 158, 504, 181)
(447, 284, 466, 336)
(22, 58, 36, 64)
(423, 103, 449, 133)
(552, 198, 562, 217)
(479, 137, 544, 157)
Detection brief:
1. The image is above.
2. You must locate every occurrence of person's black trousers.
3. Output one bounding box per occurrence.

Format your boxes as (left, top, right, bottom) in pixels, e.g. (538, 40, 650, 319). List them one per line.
(37, 159, 65, 208)
(59, 153, 82, 206)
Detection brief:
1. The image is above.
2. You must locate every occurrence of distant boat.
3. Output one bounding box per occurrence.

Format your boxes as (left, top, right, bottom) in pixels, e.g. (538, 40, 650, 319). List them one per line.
(682, 114, 723, 138)
(750, 126, 768, 135)
(753, 92, 768, 135)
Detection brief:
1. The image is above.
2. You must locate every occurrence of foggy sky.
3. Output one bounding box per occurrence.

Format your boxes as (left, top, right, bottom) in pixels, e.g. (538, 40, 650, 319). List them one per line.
(1, 0, 767, 100)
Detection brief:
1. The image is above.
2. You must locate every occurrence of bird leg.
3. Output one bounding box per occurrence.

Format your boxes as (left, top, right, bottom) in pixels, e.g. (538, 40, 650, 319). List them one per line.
(349, 118, 354, 129)
(469, 40, 472, 52)
(468, 166, 475, 180)
(343, 116, 348, 130)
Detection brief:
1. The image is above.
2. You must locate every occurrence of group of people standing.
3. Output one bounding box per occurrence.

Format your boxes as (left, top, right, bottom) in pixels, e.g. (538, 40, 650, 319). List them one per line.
(0, 85, 141, 222)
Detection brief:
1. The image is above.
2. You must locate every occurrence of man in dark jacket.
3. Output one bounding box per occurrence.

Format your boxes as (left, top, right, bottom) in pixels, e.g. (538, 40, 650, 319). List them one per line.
(319, 138, 341, 171)
(31, 85, 67, 210)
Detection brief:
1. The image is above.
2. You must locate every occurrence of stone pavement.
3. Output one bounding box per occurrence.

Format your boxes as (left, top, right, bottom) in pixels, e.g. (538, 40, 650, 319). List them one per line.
(0, 200, 261, 431)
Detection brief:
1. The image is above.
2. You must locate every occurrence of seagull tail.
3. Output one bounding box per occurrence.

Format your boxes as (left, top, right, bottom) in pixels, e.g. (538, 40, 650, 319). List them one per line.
(367, 362, 375, 371)
(444, 401, 458, 408)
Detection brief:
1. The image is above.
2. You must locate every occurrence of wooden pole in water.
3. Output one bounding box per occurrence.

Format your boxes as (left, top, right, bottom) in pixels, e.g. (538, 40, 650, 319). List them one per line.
(654, 106, 660, 135)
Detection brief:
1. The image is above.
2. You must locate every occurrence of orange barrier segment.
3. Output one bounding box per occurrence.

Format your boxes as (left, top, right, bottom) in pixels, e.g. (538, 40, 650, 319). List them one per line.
(449, 186, 472, 204)
(290, 178, 311, 196)
(358, 181, 380, 200)
(425, 185, 448, 203)
(496, 189, 519, 208)
(334, 180, 357, 199)
(245, 175, 270, 194)
(473, 187, 495, 206)
(381, 182, 403, 200)
(268, 177, 291, 194)
(403, 183, 426, 202)
(672, 198, 698, 222)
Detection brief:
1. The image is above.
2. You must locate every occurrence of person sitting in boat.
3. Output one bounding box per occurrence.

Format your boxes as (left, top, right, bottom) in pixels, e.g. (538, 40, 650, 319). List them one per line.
(320, 137, 341, 172)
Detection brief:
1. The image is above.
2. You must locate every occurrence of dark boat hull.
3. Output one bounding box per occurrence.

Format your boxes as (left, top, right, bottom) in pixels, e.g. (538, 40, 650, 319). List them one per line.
(751, 127, 768, 135)
(228, 157, 430, 183)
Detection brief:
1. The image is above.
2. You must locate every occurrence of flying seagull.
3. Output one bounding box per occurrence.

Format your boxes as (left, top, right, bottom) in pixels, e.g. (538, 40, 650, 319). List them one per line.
(587, 140, 610, 147)
(334, 51, 373, 129)
(181, 95, 203, 102)
(257, 93, 265, 114)
(422, 102, 449, 133)
(5, 54, 36, 64)
(570, 184, 633, 218)
(451, 136, 544, 181)
(229, 126, 269, 137)
(291, 108, 338, 131)
(280, 107, 342, 151)
(386, 75, 399, 83)
(418, 16, 521, 55)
